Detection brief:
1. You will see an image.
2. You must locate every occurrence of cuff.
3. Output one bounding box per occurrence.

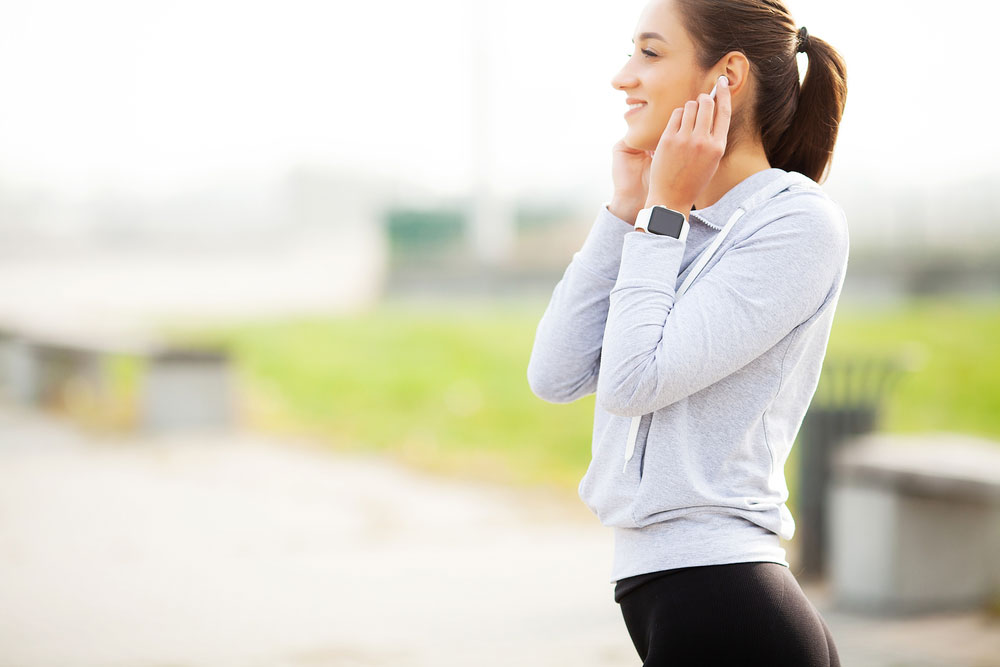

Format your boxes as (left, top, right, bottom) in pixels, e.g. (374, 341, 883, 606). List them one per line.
(612, 228, 686, 293)
(574, 204, 637, 281)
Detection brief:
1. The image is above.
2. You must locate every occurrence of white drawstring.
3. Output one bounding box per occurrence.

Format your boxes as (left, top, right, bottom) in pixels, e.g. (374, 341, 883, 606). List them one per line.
(623, 413, 642, 473)
(622, 205, 747, 472)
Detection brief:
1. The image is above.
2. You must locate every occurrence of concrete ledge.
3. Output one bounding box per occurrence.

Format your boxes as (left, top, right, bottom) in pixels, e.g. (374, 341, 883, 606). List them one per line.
(828, 432, 1000, 615)
(0, 317, 233, 433)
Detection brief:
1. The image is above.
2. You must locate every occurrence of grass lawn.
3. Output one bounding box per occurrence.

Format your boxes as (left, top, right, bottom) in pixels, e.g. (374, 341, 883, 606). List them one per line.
(154, 294, 1000, 506)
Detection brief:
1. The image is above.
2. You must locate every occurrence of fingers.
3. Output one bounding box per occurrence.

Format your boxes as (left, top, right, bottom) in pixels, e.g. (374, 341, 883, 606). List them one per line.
(712, 76, 732, 137)
(665, 106, 683, 135)
(671, 91, 717, 139)
(680, 99, 698, 135)
(673, 76, 731, 142)
(693, 93, 714, 136)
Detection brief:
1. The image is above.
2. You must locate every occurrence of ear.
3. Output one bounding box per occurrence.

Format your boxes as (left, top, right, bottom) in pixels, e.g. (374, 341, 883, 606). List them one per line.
(715, 51, 752, 97)
(711, 52, 754, 143)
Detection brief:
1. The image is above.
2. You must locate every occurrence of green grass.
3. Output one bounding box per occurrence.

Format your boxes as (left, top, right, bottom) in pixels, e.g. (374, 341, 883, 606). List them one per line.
(164, 295, 1000, 497)
(168, 299, 597, 490)
(823, 296, 1000, 438)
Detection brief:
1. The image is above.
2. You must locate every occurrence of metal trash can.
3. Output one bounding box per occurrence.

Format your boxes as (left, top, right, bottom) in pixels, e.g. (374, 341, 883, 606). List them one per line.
(795, 349, 921, 580)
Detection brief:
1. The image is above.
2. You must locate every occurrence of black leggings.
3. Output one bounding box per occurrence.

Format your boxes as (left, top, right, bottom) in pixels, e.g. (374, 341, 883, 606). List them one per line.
(616, 561, 840, 666)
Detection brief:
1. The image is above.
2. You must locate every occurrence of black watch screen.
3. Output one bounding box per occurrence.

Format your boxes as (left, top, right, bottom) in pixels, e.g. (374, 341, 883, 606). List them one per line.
(648, 207, 686, 238)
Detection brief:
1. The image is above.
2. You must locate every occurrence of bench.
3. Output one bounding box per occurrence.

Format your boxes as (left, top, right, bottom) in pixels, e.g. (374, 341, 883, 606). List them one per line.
(828, 431, 1000, 614)
(0, 316, 233, 432)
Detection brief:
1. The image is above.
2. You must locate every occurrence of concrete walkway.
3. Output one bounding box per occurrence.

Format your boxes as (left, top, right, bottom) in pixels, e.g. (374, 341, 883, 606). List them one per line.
(1, 403, 999, 666)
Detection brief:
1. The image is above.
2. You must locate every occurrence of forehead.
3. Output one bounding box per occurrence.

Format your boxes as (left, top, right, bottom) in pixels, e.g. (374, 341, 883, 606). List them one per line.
(632, 0, 684, 44)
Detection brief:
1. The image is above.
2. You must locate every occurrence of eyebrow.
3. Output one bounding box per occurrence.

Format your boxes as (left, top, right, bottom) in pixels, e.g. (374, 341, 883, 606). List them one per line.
(632, 32, 668, 44)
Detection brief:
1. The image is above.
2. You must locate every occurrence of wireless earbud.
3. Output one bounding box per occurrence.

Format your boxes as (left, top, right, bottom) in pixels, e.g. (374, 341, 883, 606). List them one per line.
(709, 75, 729, 100)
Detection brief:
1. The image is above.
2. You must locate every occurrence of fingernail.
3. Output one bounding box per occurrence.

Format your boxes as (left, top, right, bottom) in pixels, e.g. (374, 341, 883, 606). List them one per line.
(719, 75, 729, 86)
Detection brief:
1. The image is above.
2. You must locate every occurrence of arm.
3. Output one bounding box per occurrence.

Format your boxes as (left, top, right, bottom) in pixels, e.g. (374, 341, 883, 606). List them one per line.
(526, 205, 635, 403)
(596, 200, 849, 417)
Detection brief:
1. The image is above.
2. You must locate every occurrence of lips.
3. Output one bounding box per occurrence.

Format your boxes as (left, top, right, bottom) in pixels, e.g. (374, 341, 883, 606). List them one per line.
(625, 102, 646, 117)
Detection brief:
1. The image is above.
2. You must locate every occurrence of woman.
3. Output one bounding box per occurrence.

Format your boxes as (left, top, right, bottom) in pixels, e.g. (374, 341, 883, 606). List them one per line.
(526, 0, 848, 664)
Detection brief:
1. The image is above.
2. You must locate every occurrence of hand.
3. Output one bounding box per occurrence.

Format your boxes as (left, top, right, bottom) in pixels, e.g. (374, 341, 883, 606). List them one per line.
(608, 139, 653, 223)
(646, 75, 732, 213)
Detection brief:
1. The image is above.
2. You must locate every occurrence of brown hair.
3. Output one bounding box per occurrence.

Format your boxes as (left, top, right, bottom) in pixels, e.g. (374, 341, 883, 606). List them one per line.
(674, 0, 848, 184)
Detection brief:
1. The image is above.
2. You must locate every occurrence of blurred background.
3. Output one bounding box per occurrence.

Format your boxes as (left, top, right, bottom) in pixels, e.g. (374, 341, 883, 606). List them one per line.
(1, 0, 999, 665)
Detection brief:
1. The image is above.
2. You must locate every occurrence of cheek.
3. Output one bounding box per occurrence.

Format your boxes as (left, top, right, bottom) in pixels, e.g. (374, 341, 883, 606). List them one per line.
(651, 89, 684, 121)
(648, 97, 678, 127)
(654, 76, 698, 116)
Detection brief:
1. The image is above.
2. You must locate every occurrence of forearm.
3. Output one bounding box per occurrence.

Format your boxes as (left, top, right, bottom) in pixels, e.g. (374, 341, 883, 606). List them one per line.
(527, 204, 634, 403)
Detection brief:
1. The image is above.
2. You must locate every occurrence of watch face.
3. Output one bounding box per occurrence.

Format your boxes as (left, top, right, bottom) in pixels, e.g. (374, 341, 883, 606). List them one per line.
(648, 207, 685, 238)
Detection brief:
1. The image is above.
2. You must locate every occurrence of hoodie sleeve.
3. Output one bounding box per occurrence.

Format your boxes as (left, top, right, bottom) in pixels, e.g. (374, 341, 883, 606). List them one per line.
(526, 205, 636, 403)
(595, 196, 849, 417)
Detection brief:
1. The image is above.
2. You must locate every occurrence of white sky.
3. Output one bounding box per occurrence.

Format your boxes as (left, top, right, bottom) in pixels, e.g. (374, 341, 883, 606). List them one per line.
(0, 0, 996, 203)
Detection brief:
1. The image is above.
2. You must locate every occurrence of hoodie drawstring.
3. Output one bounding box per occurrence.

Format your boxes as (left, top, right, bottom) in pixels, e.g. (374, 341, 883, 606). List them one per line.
(622, 204, 748, 472)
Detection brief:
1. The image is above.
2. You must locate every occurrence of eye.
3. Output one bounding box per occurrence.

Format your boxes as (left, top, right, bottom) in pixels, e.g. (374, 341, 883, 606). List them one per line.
(625, 49, 659, 60)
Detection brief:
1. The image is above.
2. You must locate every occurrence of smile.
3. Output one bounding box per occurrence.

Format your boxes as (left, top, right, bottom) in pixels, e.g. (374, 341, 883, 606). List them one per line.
(625, 103, 646, 117)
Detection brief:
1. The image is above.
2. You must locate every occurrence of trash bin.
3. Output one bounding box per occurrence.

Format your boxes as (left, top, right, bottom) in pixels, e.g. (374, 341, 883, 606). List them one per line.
(795, 350, 919, 580)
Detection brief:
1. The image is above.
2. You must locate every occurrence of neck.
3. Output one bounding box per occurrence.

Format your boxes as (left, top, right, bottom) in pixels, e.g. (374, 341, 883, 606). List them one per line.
(694, 144, 772, 211)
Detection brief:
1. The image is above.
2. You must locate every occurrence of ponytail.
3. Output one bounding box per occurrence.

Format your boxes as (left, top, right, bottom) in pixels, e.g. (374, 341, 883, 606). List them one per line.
(675, 0, 849, 184)
(767, 32, 849, 183)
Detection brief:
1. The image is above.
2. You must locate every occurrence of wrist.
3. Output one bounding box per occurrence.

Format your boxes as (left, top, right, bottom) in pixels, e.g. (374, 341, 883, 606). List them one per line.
(643, 195, 693, 220)
(608, 196, 645, 225)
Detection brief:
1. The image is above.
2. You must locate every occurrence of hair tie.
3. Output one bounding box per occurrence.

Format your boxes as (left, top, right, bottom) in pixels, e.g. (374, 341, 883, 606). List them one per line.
(796, 26, 810, 53)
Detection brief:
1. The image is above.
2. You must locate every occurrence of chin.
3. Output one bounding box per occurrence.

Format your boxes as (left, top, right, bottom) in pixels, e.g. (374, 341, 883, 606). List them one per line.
(623, 126, 658, 152)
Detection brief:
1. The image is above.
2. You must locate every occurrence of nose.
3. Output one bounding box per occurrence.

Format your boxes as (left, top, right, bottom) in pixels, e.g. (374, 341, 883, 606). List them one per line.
(611, 65, 635, 92)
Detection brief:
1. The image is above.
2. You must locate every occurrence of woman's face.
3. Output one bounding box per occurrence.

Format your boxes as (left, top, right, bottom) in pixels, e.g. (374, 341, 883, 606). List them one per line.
(611, 0, 710, 152)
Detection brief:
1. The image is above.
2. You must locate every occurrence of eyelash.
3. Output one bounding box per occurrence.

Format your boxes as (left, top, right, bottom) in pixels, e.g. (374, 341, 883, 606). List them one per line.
(626, 49, 658, 60)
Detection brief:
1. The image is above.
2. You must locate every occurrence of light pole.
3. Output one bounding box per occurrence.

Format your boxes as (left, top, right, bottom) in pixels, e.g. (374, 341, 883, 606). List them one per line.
(466, 0, 515, 268)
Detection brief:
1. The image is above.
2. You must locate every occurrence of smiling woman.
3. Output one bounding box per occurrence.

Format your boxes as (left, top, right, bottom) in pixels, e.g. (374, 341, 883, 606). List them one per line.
(614, 0, 846, 198)
(527, 0, 849, 664)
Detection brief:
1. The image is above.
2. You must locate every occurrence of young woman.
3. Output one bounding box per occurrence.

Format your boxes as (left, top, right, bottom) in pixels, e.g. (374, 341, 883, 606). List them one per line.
(527, 0, 848, 664)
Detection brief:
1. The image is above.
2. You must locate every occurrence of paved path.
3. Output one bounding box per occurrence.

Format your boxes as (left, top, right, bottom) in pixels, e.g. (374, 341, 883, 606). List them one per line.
(0, 404, 633, 667)
(1, 403, 1000, 666)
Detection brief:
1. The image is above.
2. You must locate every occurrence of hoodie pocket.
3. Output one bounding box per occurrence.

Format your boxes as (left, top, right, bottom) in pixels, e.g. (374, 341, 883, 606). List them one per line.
(629, 403, 698, 528)
(577, 412, 649, 528)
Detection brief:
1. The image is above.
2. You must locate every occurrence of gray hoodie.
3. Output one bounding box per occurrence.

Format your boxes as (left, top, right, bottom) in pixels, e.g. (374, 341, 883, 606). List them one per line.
(527, 168, 850, 583)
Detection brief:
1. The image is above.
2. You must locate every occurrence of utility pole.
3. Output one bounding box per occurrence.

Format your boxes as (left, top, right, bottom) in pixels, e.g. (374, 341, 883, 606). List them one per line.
(466, 0, 515, 267)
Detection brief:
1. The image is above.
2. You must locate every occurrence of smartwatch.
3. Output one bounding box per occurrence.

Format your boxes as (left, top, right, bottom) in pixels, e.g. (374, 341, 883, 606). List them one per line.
(634, 205, 690, 242)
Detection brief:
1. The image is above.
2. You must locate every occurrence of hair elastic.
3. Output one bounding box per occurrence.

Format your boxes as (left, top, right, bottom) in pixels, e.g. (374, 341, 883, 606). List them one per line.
(796, 26, 810, 53)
